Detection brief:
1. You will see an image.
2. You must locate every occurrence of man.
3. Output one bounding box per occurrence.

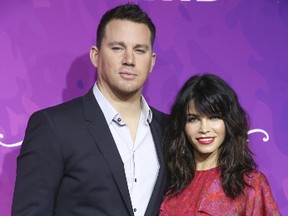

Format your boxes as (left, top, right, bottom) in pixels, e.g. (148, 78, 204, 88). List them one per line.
(12, 3, 167, 216)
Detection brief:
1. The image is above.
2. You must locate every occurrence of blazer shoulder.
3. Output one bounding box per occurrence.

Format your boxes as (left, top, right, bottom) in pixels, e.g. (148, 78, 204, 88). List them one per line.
(31, 90, 94, 118)
(150, 106, 168, 125)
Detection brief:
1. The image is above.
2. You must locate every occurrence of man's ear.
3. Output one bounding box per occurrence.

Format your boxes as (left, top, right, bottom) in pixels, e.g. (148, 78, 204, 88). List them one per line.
(90, 46, 98, 67)
(150, 52, 156, 73)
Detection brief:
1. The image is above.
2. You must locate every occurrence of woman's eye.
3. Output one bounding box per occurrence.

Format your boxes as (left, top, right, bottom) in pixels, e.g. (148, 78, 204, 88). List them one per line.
(210, 116, 221, 120)
(187, 117, 198, 122)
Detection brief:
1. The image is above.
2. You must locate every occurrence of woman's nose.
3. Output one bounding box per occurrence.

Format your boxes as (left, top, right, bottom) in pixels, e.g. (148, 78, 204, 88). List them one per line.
(199, 119, 210, 134)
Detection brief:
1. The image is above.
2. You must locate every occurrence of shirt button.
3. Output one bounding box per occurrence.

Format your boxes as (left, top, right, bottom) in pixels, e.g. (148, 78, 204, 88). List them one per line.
(117, 118, 121, 122)
(134, 178, 137, 182)
(133, 208, 137, 212)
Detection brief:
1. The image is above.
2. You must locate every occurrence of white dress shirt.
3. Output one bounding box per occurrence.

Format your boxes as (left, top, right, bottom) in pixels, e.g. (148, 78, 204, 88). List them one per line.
(93, 84, 159, 216)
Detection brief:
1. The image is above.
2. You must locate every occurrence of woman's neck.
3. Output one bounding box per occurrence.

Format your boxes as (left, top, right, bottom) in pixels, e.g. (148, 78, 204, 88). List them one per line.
(194, 151, 218, 171)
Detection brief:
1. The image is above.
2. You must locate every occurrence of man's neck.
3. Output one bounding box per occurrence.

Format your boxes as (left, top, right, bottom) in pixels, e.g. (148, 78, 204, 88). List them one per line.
(97, 82, 142, 113)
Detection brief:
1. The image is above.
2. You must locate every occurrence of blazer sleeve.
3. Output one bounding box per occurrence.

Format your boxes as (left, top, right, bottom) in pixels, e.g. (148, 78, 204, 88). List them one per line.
(12, 110, 64, 216)
(245, 171, 282, 216)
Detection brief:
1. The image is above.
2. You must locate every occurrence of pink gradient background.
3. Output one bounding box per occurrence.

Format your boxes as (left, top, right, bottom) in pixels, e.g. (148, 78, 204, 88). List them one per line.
(1, 0, 287, 215)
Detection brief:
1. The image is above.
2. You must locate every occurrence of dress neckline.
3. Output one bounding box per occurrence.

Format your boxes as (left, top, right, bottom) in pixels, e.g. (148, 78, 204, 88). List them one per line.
(195, 166, 219, 173)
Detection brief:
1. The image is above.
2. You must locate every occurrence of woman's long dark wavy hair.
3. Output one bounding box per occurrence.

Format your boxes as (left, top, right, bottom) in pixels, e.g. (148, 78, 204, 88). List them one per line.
(164, 74, 256, 199)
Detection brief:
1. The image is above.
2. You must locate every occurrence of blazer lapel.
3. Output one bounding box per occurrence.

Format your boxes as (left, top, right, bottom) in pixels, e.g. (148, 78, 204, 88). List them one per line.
(82, 90, 134, 216)
(145, 111, 168, 216)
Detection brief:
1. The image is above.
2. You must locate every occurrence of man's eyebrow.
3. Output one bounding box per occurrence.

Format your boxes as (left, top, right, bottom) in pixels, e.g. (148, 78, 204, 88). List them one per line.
(108, 41, 150, 50)
(134, 44, 149, 50)
(108, 41, 125, 47)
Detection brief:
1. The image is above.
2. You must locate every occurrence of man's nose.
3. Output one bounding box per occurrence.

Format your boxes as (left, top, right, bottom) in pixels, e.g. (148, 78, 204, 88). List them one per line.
(122, 49, 135, 66)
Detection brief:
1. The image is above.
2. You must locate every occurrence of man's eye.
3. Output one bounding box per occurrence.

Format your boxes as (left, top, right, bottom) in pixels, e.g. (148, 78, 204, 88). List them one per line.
(135, 49, 145, 54)
(111, 47, 123, 51)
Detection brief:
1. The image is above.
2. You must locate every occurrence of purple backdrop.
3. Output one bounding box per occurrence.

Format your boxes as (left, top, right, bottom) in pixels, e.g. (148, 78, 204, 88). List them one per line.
(1, 0, 287, 215)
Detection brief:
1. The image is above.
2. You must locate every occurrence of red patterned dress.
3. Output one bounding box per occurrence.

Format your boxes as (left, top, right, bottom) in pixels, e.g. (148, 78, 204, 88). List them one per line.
(159, 167, 281, 216)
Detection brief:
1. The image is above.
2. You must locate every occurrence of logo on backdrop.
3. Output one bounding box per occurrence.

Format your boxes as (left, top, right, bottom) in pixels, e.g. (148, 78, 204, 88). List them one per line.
(0, 128, 269, 148)
(0, 133, 24, 148)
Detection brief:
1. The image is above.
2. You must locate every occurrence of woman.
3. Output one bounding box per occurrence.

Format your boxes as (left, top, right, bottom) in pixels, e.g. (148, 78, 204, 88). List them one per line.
(160, 74, 281, 215)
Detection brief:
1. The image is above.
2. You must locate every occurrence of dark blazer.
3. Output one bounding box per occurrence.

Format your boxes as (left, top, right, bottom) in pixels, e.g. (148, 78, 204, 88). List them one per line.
(12, 89, 168, 216)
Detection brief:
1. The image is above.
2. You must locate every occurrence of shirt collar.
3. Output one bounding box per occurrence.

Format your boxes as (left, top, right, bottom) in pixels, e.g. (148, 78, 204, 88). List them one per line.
(92, 83, 153, 125)
(141, 95, 153, 124)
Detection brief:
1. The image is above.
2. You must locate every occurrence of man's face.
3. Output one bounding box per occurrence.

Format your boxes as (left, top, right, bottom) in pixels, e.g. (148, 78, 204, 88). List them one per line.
(90, 19, 156, 99)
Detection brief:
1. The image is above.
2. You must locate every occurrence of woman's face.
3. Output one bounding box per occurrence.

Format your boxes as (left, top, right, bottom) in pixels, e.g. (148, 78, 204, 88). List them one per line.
(184, 101, 226, 168)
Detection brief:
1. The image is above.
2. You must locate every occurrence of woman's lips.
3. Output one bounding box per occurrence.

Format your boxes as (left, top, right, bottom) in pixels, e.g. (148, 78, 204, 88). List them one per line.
(196, 137, 215, 145)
